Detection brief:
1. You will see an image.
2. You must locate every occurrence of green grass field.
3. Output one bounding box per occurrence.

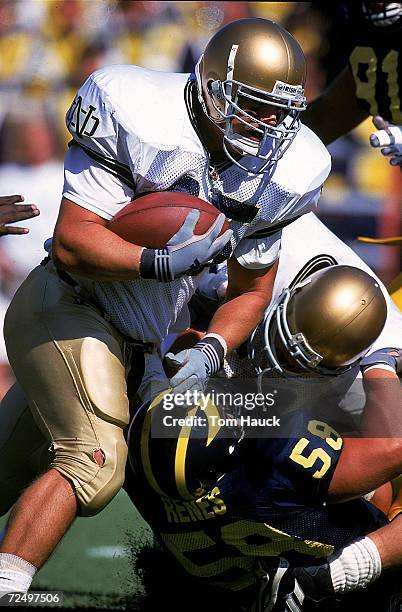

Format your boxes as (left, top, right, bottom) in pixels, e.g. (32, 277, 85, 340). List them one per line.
(0, 491, 152, 608)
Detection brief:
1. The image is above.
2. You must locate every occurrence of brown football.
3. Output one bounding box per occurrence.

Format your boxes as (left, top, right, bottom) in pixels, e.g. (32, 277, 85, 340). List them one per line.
(107, 191, 229, 248)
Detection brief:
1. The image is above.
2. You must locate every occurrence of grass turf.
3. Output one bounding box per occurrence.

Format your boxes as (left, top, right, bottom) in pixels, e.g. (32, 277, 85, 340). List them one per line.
(0, 490, 152, 608)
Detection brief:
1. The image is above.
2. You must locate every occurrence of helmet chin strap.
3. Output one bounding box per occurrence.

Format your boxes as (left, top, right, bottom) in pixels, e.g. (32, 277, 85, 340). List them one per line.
(223, 143, 272, 174)
(223, 130, 282, 174)
(227, 134, 260, 155)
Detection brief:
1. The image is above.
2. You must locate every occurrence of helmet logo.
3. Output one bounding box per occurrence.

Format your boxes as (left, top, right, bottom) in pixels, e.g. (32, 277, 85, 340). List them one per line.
(272, 80, 305, 103)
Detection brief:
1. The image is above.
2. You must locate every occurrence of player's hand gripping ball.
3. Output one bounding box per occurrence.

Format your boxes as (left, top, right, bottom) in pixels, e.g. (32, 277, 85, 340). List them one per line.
(108, 191, 232, 281)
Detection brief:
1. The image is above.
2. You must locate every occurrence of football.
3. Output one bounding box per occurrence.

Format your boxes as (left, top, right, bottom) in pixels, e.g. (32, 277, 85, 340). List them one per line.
(107, 191, 229, 248)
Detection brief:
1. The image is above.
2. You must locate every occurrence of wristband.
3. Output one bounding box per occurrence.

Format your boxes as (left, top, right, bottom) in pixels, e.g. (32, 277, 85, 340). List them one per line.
(194, 334, 227, 375)
(329, 537, 381, 593)
(140, 248, 174, 282)
(360, 347, 399, 373)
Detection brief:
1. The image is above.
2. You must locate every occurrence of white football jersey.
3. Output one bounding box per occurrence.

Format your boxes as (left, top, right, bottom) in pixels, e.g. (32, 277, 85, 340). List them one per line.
(200, 213, 402, 416)
(62, 64, 331, 343)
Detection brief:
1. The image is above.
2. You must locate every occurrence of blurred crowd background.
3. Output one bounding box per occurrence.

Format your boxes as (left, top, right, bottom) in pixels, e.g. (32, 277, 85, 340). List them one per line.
(0, 0, 401, 395)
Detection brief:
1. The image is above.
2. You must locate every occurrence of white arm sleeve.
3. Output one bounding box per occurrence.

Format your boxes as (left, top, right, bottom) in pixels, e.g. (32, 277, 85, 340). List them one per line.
(63, 145, 135, 220)
(233, 230, 282, 269)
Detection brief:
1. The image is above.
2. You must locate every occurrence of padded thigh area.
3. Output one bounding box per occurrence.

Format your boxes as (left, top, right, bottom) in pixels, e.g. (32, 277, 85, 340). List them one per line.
(3, 263, 130, 516)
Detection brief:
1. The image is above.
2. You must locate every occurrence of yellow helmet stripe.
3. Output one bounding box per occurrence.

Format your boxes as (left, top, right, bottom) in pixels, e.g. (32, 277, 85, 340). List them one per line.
(388, 272, 402, 310)
(204, 399, 222, 447)
(140, 389, 172, 497)
(175, 398, 223, 499)
(175, 406, 198, 500)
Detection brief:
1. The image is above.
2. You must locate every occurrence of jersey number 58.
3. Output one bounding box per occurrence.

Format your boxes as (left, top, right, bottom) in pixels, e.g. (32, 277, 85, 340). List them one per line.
(289, 420, 343, 479)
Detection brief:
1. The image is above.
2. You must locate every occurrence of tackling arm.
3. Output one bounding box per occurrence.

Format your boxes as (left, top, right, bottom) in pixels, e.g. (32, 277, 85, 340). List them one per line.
(328, 367, 402, 502)
(369, 513, 402, 572)
(303, 67, 368, 145)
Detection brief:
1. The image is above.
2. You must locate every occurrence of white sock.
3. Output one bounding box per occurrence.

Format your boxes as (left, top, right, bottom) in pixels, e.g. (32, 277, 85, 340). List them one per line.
(0, 553, 37, 593)
(329, 537, 381, 593)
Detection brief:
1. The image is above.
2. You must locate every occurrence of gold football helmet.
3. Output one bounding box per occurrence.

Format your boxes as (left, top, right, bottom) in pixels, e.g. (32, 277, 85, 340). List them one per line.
(195, 18, 307, 173)
(250, 265, 387, 377)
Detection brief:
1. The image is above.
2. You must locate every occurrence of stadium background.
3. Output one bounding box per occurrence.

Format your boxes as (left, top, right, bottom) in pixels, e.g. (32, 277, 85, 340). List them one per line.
(0, 0, 401, 608)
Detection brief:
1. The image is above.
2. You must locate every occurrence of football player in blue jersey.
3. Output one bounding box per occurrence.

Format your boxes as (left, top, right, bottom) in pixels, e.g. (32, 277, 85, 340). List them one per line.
(123, 247, 402, 611)
(303, 2, 402, 342)
(304, 2, 402, 167)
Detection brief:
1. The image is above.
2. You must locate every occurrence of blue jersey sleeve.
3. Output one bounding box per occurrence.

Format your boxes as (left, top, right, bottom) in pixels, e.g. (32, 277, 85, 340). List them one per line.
(254, 409, 343, 508)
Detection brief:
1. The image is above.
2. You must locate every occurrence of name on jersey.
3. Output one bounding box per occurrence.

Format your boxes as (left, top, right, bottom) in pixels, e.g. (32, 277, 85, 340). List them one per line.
(162, 486, 226, 524)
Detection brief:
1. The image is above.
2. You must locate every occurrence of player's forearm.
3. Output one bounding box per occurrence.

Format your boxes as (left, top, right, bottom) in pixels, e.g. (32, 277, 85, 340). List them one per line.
(206, 290, 269, 352)
(53, 223, 143, 281)
(303, 67, 368, 144)
(53, 197, 144, 280)
(206, 258, 277, 352)
(360, 368, 402, 436)
(329, 368, 402, 502)
(368, 514, 402, 571)
(328, 436, 402, 502)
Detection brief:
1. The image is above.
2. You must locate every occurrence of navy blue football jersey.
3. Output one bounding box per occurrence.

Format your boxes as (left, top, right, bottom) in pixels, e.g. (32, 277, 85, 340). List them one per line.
(125, 404, 387, 593)
(339, 4, 402, 123)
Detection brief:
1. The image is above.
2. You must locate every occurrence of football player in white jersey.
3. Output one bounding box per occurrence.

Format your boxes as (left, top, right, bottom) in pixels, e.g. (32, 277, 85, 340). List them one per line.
(161, 213, 402, 393)
(0, 18, 332, 593)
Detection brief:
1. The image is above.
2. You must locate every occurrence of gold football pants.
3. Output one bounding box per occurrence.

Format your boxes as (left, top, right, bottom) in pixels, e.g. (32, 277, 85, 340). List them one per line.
(2, 261, 133, 516)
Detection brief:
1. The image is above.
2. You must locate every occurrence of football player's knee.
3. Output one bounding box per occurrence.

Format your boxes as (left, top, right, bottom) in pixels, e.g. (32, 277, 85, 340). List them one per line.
(51, 437, 128, 518)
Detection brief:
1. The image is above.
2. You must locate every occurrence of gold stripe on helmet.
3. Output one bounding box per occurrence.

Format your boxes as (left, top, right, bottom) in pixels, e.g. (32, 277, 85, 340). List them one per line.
(175, 406, 198, 500)
(174, 398, 223, 499)
(140, 389, 172, 498)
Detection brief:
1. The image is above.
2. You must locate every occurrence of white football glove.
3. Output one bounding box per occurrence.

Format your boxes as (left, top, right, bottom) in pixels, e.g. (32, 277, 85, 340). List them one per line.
(370, 115, 402, 167)
(165, 334, 227, 394)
